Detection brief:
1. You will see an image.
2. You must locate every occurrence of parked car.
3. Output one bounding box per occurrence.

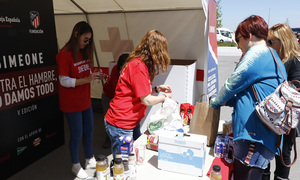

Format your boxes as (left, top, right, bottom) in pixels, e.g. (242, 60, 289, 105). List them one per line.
(291, 28, 300, 34)
(217, 28, 235, 43)
(291, 28, 300, 39)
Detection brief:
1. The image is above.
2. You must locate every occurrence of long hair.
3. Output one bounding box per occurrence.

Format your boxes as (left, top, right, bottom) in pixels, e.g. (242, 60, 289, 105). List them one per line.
(124, 30, 170, 83)
(235, 15, 268, 41)
(268, 23, 300, 63)
(63, 21, 94, 65)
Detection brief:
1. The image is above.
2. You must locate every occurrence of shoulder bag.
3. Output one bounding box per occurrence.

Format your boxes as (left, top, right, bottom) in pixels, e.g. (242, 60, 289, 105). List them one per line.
(252, 47, 299, 167)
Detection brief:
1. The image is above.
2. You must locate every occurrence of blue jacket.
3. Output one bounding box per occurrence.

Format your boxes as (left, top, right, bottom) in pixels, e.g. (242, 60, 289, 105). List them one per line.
(210, 45, 287, 154)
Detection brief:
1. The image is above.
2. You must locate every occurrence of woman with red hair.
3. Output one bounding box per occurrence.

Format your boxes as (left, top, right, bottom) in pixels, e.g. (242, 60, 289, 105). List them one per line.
(104, 30, 172, 158)
(210, 15, 287, 179)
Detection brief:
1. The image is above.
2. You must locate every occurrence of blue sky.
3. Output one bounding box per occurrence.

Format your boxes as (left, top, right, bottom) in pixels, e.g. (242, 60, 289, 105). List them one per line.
(219, 0, 300, 32)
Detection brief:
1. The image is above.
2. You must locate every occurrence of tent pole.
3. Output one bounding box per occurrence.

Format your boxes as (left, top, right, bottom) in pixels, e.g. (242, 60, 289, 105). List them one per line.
(70, 0, 104, 87)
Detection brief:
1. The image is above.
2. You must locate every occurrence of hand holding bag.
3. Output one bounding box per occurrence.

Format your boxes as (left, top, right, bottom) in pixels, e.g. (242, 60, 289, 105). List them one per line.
(189, 95, 220, 146)
(252, 47, 299, 167)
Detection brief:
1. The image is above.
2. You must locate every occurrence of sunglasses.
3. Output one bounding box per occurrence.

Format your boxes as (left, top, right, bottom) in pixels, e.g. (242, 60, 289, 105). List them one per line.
(267, 39, 278, 46)
(84, 38, 91, 43)
(235, 36, 243, 44)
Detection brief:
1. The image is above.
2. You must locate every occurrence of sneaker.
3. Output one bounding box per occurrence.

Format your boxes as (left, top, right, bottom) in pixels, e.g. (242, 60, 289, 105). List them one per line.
(85, 156, 97, 169)
(72, 163, 88, 179)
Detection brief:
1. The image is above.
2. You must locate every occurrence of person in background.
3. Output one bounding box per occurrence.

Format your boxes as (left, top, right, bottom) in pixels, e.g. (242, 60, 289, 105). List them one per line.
(297, 33, 300, 44)
(262, 23, 300, 180)
(104, 29, 172, 158)
(56, 21, 103, 179)
(210, 15, 287, 179)
(101, 53, 129, 148)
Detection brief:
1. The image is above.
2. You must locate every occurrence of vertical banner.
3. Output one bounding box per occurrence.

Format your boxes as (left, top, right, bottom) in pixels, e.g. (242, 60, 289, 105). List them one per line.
(0, 0, 64, 179)
(206, 0, 219, 97)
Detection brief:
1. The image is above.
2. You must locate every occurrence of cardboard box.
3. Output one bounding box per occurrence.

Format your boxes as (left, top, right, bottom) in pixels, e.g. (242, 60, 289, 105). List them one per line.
(119, 135, 133, 159)
(141, 59, 197, 133)
(146, 135, 159, 151)
(158, 133, 207, 177)
(109, 59, 197, 133)
(222, 120, 232, 136)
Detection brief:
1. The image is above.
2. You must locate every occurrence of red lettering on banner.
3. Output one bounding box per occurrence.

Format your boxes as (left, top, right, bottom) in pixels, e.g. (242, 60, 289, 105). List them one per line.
(46, 132, 57, 139)
(0, 65, 58, 111)
(0, 153, 11, 163)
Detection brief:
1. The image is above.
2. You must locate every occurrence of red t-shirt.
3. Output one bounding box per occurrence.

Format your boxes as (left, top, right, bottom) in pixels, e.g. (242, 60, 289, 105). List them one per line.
(105, 57, 152, 130)
(103, 65, 119, 98)
(56, 49, 91, 113)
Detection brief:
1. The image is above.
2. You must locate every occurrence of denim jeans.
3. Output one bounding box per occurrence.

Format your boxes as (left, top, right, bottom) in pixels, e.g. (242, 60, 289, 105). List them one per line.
(133, 123, 141, 140)
(65, 106, 94, 163)
(233, 140, 275, 179)
(104, 119, 133, 158)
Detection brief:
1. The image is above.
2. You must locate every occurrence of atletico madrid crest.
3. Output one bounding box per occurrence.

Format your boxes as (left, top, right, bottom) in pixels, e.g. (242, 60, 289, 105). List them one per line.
(30, 11, 40, 29)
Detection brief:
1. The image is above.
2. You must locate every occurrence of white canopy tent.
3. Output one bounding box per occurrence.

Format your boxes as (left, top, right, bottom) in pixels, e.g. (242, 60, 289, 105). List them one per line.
(53, 0, 216, 132)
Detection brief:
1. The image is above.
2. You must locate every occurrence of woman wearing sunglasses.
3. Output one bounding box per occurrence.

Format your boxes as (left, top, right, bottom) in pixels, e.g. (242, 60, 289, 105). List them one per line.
(262, 23, 300, 180)
(210, 15, 287, 179)
(56, 21, 103, 178)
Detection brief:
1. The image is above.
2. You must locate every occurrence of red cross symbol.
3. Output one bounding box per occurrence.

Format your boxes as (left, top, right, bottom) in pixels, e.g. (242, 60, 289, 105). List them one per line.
(100, 27, 134, 62)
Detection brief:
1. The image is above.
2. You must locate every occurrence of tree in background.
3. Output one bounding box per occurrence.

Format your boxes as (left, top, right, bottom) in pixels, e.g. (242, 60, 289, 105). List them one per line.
(216, 0, 222, 28)
(285, 18, 289, 25)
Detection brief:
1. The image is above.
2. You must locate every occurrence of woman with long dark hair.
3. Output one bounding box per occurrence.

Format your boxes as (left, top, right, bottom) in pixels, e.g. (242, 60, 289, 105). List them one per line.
(56, 21, 102, 179)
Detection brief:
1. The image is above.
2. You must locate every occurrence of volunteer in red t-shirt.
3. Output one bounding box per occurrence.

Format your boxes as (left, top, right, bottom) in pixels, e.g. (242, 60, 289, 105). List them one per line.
(56, 21, 103, 179)
(104, 30, 172, 158)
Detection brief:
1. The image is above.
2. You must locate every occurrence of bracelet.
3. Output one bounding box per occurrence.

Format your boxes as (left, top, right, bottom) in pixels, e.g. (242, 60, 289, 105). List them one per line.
(155, 86, 159, 93)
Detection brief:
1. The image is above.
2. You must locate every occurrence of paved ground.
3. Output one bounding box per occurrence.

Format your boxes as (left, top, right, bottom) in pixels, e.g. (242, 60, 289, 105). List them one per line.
(8, 47, 300, 180)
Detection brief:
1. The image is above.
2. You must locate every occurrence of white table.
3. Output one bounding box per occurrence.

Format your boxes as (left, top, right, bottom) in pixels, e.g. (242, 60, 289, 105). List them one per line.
(82, 118, 227, 180)
(104, 120, 227, 180)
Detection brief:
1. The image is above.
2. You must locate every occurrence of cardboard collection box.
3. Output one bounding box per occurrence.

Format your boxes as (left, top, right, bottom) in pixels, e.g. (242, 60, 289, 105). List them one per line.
(140, 59, 197, 133)
(158, 133, 207, 177)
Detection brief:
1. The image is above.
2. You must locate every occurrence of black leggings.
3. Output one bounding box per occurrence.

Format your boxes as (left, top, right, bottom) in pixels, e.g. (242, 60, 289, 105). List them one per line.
(234, 158, 264, 180)
(263, 129, 295, 180)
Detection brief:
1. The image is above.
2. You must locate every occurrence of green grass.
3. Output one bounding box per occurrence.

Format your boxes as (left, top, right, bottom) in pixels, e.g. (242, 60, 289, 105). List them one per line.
(217, 42, 237, 47)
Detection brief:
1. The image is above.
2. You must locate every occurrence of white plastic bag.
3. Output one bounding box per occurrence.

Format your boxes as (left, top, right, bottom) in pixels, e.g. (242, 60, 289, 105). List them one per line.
(147, 97, 182, 135)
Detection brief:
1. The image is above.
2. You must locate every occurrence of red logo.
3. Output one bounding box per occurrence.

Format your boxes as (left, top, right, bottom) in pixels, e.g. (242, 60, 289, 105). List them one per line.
(30, 11, 40, 29)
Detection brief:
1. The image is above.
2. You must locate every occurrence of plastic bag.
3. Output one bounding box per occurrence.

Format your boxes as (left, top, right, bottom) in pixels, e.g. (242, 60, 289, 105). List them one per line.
(147, 97, 182, 135)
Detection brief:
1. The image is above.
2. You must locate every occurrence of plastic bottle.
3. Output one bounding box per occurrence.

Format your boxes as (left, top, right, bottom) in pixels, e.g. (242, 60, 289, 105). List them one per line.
(111, 152, 123, 177)
(96, 155, 108, 180)
(214, 137, 222, 158)
(116, 152, 123, 159)
(123, 160, 130, 180)
(177, 128, 184, 139)
(210, 165, 222, 180)
(113, 158, 124, 180)
(128, 153, 136, 180)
